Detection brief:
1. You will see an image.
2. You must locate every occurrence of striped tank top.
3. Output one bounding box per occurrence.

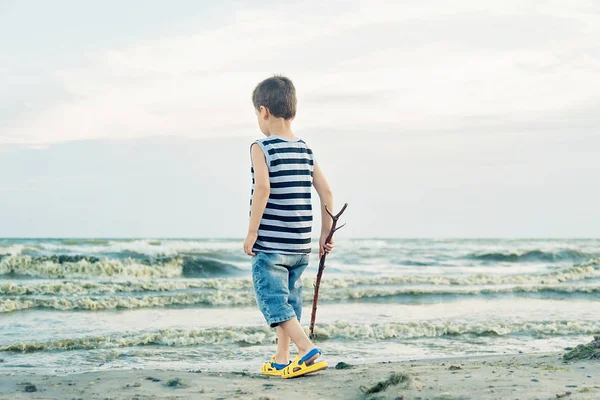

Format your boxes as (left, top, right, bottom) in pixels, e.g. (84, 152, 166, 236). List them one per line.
(250, 135, 314, 254)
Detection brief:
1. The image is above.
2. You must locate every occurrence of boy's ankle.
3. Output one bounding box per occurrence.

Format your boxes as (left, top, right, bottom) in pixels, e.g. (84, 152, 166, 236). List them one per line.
(274, 353, 290, 364)
(296, 342, 314, 355)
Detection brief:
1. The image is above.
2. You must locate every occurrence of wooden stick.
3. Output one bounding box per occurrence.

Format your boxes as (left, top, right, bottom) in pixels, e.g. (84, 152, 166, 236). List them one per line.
(309, 203, 348, 339)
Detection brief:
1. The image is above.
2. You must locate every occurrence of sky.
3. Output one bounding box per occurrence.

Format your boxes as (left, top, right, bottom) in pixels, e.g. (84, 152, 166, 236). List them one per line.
(1, 0, 599, 238)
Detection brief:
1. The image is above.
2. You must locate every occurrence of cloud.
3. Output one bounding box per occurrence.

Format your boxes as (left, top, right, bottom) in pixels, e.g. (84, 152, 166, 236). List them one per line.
(2, 0, 599, 145)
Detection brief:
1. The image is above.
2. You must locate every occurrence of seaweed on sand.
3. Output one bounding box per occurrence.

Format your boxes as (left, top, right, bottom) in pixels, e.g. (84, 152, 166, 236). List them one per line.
(165, 378, 184, 387)
(360, 372, 412, 395)
(563, 335, 600, 361)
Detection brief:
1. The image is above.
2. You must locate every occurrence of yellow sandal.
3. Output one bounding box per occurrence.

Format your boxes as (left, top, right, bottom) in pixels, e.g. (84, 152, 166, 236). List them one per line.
(261, 357, 290, 376)
(281, 348, 328, 379)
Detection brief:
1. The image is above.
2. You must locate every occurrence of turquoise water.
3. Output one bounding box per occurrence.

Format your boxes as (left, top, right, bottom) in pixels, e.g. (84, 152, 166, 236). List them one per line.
(1, 238, 599, 373)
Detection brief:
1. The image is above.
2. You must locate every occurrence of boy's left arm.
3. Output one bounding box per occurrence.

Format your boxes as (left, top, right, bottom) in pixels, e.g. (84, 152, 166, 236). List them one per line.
(244, 143, 270, 256)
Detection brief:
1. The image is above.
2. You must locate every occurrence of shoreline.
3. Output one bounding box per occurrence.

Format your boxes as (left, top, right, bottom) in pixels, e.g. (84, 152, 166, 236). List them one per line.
(2, 351, 599, 399)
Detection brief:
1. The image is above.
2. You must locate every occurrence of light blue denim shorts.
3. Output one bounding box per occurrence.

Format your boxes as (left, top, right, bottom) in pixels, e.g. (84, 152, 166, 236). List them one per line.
(251, 251, 309, 328)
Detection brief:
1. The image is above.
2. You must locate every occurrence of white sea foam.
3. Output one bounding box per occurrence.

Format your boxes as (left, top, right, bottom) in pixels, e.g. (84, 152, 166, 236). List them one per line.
(0, 255, 183, 279)
(36, 239, 246, 257)
(2, 254, 597, 283)
(0, 278, 251, 296)
(0, 245, 24, 256)
(3, 319, 599, 352)
(2, 282, 599, 313)
(0, 291, 255, 313)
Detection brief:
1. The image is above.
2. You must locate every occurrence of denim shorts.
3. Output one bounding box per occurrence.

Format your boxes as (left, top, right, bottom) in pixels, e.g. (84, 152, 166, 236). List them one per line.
(251, 251, 309, 328)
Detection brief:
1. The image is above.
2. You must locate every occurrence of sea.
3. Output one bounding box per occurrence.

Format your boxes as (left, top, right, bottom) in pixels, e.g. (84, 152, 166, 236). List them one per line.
(1, 238, 599, 374)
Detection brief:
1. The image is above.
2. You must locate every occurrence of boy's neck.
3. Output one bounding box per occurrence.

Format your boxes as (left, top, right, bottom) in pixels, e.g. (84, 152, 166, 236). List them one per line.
(268, 131, 296, 140)
(266, 119, 296, 140)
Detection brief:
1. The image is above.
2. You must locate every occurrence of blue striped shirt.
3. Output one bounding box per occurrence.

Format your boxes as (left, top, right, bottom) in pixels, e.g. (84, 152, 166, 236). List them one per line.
(250, 135, 314, 254)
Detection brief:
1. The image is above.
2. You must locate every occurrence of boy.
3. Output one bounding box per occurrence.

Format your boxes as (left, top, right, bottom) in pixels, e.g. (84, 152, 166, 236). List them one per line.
(243, 75, 334, 378)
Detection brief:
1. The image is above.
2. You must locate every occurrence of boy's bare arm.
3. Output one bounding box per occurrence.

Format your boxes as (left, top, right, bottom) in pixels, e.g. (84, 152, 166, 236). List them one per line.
(312, 161, 335, 257)
(244, 144, 270, 255)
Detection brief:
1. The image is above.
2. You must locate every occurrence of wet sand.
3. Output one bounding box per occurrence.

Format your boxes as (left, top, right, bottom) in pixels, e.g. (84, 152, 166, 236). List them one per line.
(1, 351, 599, 399)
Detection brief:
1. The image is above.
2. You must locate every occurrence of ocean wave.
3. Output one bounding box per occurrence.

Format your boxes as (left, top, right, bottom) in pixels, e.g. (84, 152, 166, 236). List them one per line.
(0, 279, 251, 296)
(0, 255, 183, 279)
(0, 245, 24, 256)
(325, 258, 600, 287)
(1, 258, 598, 297)
(0, 255, 244, 279)
(321, 284, 600, 301)
(3, 319, 599, 353)
(391, 260, 437, 267)
(180, 256, 244, 278)
(0, 291, 256, 313)
(468, 249, 594, 263)
(31, 239, 245, 258)
(2, 283, 600, 313)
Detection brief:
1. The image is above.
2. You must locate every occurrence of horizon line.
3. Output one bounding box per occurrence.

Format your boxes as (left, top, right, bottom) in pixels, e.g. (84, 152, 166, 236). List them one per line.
(1, 237, 598, 240)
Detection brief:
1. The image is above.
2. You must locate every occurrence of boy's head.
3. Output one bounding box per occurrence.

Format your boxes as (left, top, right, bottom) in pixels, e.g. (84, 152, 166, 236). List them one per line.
(252, 75, 296, 134)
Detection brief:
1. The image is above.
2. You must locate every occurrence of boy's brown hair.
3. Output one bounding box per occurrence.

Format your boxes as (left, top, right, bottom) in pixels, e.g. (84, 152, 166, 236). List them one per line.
(252, 75, 297, 120)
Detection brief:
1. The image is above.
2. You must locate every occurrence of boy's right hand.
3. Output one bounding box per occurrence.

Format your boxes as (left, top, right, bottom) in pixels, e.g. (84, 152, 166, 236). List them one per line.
(319, 235, 334, 258)
(243, 231, 258, 256)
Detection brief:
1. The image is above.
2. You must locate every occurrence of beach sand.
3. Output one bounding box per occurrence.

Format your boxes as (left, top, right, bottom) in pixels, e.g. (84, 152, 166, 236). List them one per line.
(1, 352, 599, 400)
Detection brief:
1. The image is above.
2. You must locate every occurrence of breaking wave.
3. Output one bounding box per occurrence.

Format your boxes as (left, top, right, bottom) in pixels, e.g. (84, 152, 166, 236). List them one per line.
(0, 258, 598, 298)
(468, 249, 595, 263)
(0, 279, 251, 296)
(0, 255, 183, 279)
(0, 291, 255, 313)
(0, 255, 243, 279)
(2, 283, 600, 313)
(0, 245, 24, 256)
(3, 319, 599, 353)
(0, 239, 246, 258)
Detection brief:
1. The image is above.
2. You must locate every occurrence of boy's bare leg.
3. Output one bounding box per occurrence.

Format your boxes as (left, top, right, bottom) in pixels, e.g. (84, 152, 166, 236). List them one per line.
(274, 326, 291, 364)
(279, 317, 320, 364)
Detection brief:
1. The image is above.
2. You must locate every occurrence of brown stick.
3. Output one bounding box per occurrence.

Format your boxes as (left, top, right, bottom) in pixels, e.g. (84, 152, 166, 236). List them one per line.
(309, 203, 348, 339)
